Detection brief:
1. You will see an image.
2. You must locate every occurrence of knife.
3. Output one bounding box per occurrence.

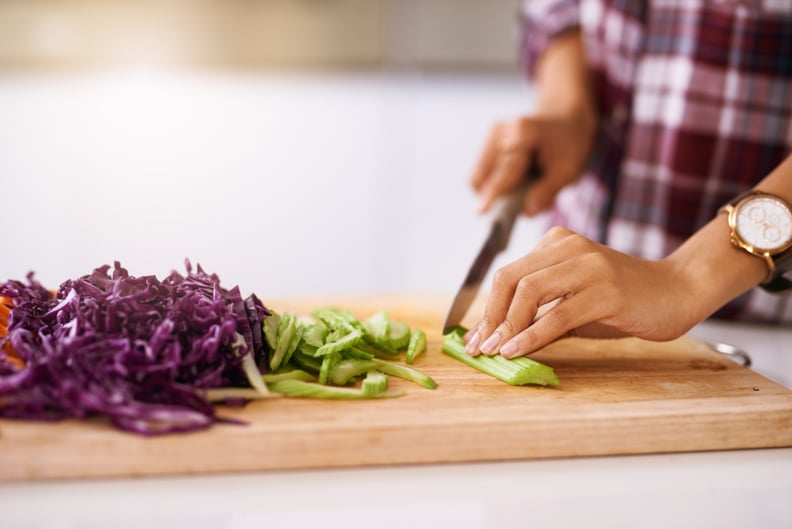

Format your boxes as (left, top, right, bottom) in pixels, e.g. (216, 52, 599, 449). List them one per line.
(442, 159, 542, 334)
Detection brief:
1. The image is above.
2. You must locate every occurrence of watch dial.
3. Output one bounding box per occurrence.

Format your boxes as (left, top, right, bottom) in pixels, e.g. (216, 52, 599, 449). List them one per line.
(735, 196, 792, 252)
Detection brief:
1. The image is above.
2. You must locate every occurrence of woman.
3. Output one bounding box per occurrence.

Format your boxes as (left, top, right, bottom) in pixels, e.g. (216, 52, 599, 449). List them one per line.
(465, 1, 792, 358)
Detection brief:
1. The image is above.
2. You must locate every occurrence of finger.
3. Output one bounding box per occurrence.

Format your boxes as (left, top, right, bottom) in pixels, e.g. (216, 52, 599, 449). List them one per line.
(470, 123, 503, 192)
(500, 287, 611, 358)
(481, 259, 588, 356)
(468, 228, 596, 356)
(477, 151, 529, 213)
(465, 263, 522, 356)
(469, 235, 578, 356)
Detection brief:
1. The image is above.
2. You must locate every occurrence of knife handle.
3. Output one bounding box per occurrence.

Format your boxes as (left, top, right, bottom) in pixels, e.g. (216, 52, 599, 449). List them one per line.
(488, 158, 542, 253)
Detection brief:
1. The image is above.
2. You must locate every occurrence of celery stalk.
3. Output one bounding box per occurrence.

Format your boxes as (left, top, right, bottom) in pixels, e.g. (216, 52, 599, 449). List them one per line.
(405, 329, 427, 364)
(262, 369, 317, 383)
(268, 379, 404, 399)
(442, 327, 559, 387)
(330, 358, 436, 389)
(361, 370, 388, 396)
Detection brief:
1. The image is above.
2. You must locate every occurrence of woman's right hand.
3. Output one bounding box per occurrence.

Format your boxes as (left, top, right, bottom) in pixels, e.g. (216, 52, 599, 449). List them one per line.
(471, 30, 597, 216)
(469, 113, 596, 216)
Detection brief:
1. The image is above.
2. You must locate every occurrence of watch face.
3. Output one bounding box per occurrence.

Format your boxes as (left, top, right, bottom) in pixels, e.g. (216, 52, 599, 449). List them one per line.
(735, 195, 792, 253)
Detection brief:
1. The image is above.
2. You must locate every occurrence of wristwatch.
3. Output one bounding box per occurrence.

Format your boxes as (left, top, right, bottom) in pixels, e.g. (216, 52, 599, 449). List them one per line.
(719, 191, 792, 292)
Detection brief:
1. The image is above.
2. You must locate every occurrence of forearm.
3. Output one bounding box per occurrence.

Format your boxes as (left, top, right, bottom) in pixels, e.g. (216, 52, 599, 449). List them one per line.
(534, 30, 595, 128)
(666, 153, 792, 322)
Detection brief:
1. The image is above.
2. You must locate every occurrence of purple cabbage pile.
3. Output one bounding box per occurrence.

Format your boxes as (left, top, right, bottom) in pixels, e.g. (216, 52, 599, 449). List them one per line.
(0, 260, 270, 435)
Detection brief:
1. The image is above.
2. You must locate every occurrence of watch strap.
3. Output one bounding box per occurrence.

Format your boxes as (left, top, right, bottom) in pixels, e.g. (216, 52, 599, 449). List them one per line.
(761, 247, 792, 293)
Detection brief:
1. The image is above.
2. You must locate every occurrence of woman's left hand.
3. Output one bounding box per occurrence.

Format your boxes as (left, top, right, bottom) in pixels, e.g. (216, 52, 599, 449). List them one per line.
(464, 227, 702, 358)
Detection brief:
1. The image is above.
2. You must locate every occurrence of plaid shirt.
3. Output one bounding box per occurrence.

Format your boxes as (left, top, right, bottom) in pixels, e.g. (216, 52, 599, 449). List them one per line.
(518, 0, 792, 323)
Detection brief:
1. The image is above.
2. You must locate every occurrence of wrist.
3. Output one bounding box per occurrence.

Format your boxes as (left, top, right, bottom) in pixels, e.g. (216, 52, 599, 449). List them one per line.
(665, 215, 767, 322)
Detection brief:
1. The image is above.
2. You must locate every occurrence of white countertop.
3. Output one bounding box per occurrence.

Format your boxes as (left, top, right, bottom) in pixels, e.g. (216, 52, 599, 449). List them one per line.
(2, 320, 790, 529)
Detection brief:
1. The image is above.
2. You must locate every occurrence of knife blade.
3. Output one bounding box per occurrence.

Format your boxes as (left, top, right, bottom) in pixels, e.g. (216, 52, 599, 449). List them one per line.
(442, 160, 542, 334)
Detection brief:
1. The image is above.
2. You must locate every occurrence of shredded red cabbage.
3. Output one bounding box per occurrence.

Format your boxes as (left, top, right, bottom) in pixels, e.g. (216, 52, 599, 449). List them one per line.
(0, 260, 270, 435)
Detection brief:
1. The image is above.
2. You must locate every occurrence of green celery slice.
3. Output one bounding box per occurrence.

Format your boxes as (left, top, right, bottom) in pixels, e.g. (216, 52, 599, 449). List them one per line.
(330, 358, 436, 390)
(311, 307, 364, 333)
(270, 311, 300, 371)
(300, 320, 329, 348)
(363, 310, 390, 344)
(205, 387, 277, 402)
(316, 328, 363, 357)
(442, 327, 559, 387)
(262, 369, 317, 383)
(263, 312, 281, 350)
(291, 350, 322, 373)
(268, 379, 405, 399)
(361, 370, 388, 396)
(318, 351, 341, 385)
(405, 329, 427, 364)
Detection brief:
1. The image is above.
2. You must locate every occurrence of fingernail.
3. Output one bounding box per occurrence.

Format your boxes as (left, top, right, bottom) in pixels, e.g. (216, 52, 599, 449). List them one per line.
(500, 340, 518, 358)
(480, 332, 501, 354)
(464, 331, 481, 355)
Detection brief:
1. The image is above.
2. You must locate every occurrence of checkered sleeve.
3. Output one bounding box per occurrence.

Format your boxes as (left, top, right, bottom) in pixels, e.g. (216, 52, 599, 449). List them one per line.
(517, 0, 581, 77)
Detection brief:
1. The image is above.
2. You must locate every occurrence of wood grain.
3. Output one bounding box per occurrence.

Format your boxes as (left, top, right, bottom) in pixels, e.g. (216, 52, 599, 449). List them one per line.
(1, 294, 791, 481)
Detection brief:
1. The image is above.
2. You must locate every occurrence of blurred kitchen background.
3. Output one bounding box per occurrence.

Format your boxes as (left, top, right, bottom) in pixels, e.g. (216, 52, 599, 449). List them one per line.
(0, 0, 544, 299)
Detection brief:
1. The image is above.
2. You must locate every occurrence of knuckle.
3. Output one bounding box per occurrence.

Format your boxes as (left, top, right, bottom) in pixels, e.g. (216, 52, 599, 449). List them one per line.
(542, 304, 574, 333)
(499, 318, 517, 336)
(491, 267, 514, 290)
(514, 275, 538, 297)
(543, 226, 574, 243)
(477, 315, 497, 334)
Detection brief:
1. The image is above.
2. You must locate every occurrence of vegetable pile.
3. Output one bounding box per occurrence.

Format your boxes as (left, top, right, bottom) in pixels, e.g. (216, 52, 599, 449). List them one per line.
(0, 261, 272, 435)
(1, 260, 560, 437)
(0, 261, 434, 436)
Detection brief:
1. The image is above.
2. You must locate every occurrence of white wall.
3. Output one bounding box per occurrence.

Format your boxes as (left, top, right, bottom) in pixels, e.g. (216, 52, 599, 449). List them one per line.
(0, 70, 545, 300)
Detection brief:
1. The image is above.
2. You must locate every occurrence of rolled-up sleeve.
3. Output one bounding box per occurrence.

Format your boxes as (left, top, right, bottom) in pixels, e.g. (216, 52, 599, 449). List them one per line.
(518, 0, 581, 77)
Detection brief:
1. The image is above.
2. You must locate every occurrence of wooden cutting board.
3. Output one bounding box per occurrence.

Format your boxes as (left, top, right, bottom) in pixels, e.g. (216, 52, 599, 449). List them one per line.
(1, 294, 791, 481)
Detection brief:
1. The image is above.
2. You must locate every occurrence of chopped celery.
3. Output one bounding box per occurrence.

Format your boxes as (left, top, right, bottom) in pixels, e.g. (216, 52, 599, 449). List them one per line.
(442, 327, 559, 387)
(291, 350, 322, 373)
(263, 312, 280, 350)
(311, 307, 364, 333)
(363, 310, 390, 344)
(357, 339, 399, 358)
(270, 311, 301, 371)
(261, 305, 434, 400)
(300, 320, 329, 348)
(268, 379, 405, 399)
(388, 320, 411, 350)
(347, 346, 375, 360)
(328, 359, 378, 385)
(298, 341, 319, 357)
(206, 387, 277, 402)
(330, 358, 436, 390)
(363, 310, 409, 350)
(319, 351, 341, 385)
(316, 328, 363, 356)
(405, 329, 427, 364)
(240, 350, 271, 396)
(361, 370, 388, 396)
(262, 369, 317, 383)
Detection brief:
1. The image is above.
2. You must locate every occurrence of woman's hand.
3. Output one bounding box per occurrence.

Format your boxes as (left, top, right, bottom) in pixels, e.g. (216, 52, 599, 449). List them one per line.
(470, 114, 595, 216)
(464, 227, 705, 358)
(470, 30, 596, 216)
